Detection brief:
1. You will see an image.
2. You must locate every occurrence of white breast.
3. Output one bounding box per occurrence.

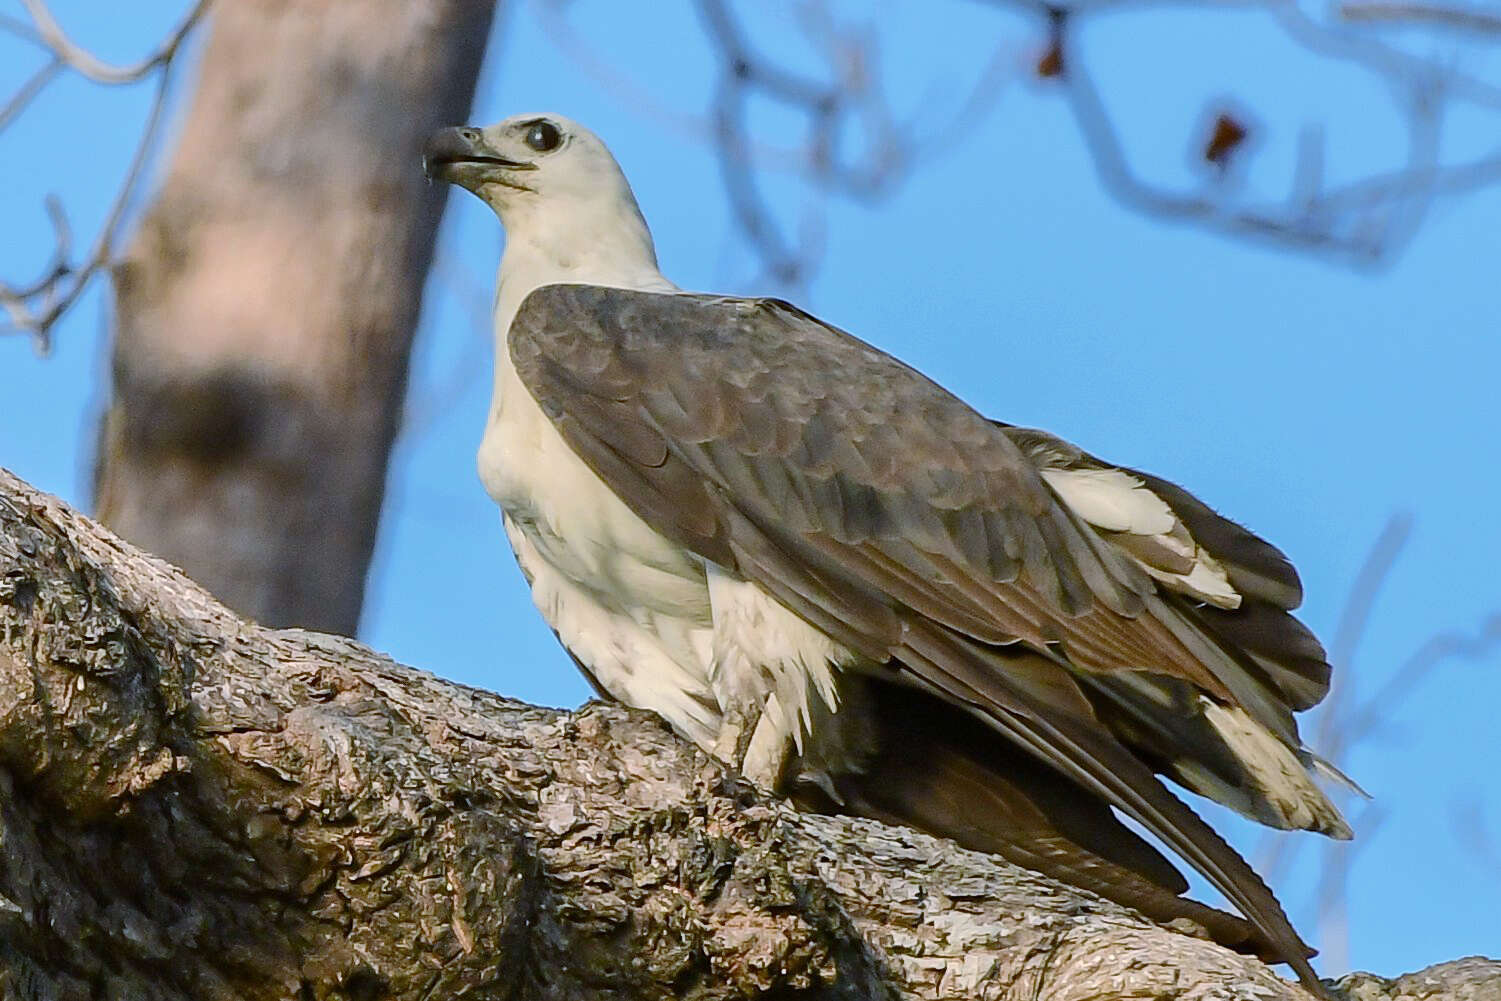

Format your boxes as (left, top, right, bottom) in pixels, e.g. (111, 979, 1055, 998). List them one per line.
(479, 341, 723, 743)
(478, 351, 708, 618)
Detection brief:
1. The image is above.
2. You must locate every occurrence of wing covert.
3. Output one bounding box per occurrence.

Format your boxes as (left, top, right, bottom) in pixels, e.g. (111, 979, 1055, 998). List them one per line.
(512, 285, 1212, 677)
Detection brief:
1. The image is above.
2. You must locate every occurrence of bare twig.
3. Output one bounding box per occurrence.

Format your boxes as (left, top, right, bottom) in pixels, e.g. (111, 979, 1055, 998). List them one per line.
(0, 56, 60, 132)
(1340, 610, 1501, 745)
(14, 0, 208, 83)
(689, 0, 1014, 289)
(1341, 2, 1501, 34)
(673, 0, 1501, 278)
(1451, 799, 1501, 878)
(1314, 803, 1387, 972)
(694, 0, 871, 287)
(1251, 514, 1501, 962)
(1273, 2, 1501, 113)
(1316, 514, 1416, 758)
(1054, 12, 1386, 260)
(0, 0, 211, 352)
(1043, 1, 1499, 264)
(400, 250, 495, 438)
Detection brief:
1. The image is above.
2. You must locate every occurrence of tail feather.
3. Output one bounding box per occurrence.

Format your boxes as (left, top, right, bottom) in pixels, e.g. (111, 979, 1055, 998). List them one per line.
(1083, 668, 1352, 838)
(790, 677, 1304, 963)
(1191, 599, 1332, 712)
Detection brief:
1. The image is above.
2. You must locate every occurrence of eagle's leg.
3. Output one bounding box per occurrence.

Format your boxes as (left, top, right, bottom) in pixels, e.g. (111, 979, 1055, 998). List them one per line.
(710, 707, 749, 763)
(741, 698, 792, 790)
(712, 696, 791, 792)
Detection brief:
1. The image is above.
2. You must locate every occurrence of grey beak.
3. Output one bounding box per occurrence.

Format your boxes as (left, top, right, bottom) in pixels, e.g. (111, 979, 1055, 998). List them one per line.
(423, 127, 533, 181)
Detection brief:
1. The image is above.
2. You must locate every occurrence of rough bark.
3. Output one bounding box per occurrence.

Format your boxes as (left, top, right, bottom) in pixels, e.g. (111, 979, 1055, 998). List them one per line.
(0, 467, 1493, 1001)
(93, 0, 498, 636)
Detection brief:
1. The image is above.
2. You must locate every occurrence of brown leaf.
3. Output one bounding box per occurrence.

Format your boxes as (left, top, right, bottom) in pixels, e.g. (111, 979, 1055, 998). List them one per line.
(1204, 112, 1249, 168)
(1036, 40, 1064, 79)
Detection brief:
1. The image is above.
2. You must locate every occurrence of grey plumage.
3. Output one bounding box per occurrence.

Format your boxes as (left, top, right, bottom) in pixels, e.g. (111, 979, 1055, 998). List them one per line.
(511, 283, 1348, 989)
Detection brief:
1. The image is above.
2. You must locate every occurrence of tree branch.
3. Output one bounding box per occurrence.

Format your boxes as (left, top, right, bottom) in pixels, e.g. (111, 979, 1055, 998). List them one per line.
(669, 0, 1501, 281)
(1251, 512, 1501, 965)
(0, 0, 210, 352)
(1339, 2, 1501, 34)
(0, 464, 1494, 999)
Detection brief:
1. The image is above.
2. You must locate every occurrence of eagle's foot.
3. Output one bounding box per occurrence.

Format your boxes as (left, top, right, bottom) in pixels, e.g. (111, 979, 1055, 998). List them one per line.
(711, 706, 752, 764)
(713, 701, 790, 793)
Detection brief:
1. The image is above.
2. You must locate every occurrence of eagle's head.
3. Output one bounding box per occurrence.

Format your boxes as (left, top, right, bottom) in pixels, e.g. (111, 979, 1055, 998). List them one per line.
(424, 113, 639, 231)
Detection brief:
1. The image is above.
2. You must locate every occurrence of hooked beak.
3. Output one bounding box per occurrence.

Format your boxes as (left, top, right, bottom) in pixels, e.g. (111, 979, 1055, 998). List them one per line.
(422, 127, 536, 187)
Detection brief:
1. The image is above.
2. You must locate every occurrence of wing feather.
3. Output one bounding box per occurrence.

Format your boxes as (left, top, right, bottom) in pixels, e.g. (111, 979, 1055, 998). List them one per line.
(1001, 425, 1332, 711)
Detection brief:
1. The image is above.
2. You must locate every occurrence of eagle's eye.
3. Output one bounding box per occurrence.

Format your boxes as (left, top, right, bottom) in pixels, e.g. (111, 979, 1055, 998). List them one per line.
(524, 121, 562, 153)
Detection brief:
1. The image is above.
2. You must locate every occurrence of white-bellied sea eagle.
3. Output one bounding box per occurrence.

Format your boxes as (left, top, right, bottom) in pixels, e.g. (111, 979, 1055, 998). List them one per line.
(424, 113, 1355, 999)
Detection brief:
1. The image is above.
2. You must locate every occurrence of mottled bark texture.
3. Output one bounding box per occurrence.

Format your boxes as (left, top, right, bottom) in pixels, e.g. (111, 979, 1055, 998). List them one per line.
(94, 0, 498, 636)
(0, 468, 1494, 1000)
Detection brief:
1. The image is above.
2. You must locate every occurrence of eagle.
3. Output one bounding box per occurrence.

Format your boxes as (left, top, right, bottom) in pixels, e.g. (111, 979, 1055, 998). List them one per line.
(424, 113, 1353, 997)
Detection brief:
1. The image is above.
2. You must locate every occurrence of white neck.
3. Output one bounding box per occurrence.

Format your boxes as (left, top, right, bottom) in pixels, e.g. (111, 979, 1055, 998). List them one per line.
(492, 197, 676, 345)
(486, 199, 677, 425)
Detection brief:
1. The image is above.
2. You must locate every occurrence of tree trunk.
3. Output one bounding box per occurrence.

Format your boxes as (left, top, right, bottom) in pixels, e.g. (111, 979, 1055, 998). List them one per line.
(94, 0, 497, 636)
(1, 467, 1494, 1000)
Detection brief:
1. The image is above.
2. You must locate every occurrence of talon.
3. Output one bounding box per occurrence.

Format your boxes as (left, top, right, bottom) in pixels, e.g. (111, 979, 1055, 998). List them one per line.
(713, 705, 756, 766)
(740, 697, 793, 792)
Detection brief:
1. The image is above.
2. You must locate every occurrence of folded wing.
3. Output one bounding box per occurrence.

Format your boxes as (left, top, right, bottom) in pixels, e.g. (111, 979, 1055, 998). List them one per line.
(510, 283, 1347, 994)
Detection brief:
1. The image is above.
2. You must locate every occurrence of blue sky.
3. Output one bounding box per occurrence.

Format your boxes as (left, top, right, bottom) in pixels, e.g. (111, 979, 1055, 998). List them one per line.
(2, 0, 1497, 979)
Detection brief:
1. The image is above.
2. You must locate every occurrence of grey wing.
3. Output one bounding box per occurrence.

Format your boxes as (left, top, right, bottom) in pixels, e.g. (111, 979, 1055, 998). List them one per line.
(510, 283, 1327, 984)
(1000, 426, 1353, 825)
(1003, 425, 1329, 704)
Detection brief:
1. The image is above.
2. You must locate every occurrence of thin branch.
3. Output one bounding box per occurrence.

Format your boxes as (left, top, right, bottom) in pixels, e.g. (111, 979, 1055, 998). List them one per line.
(1253, 516, 1410, 885)
(1273, 3, 1501, 112)
(1251, 514, 1501, 956)
(1316, 145, 1501, 211)
(400, 250, 495, 439)
(1055, 12, 1388, 259)
(1341, 1, 1501, 33)
(15, 0, 208, 84)
(683, 0, 1501, 278)
(1451, 799, 1501, 878)
(1314, 802, 1387, 972)
(0, 0, 211, 352)
(1316, 514, 1415, 756)
(690, 0, 1016, 289)
(0, 56, 60, 132)
(695, 0, 847, 288)
(1340, 611, 1501, 745)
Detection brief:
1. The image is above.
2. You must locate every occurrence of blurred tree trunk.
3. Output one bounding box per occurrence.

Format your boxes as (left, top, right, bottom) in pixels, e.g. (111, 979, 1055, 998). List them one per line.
(94, 0, 498, 636)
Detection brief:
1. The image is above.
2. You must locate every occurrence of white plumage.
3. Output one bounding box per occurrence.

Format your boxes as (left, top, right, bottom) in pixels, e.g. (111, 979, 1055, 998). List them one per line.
(1039, 467, 1176, 535)
(1043, 465, 1242, 608)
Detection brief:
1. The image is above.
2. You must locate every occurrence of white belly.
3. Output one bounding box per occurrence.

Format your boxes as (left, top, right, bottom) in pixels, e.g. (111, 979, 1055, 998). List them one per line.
(479, 354, 722, 745)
